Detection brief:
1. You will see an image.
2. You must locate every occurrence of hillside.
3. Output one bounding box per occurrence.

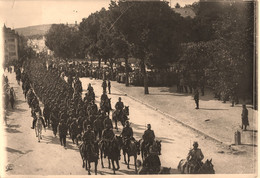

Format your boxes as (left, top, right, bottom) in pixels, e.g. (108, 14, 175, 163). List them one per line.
(15, 24, 52, 38)
(15, 24, 77, 38)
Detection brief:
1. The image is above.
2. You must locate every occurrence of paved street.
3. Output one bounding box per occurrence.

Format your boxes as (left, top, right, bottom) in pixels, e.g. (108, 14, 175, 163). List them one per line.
(2, 71, 257, 176)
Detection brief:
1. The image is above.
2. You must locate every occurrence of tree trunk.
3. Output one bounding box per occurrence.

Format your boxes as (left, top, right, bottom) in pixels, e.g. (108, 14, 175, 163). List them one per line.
(140, 60, 149, 94)
(125, 58, 129, 86)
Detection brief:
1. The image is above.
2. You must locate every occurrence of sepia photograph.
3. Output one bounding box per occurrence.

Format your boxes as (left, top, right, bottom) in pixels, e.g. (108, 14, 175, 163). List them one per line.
(0, 0, 257, 177)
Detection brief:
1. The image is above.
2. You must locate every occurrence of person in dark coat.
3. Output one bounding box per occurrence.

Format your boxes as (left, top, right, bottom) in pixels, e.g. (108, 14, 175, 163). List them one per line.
(241, 104, 249, 130)
(102, 79, 107, 93)
(108, 80, 111, 94)
(58, 119, 68, 148)
(121, 121, 134, 149)
(194, 88, 199, 109)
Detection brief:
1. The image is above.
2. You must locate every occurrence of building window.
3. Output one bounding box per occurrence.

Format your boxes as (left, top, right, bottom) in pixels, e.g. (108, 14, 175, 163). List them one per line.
(8, 38, 15, 42)
(9, 52, 16, 56)
(9, 44, 15, 50)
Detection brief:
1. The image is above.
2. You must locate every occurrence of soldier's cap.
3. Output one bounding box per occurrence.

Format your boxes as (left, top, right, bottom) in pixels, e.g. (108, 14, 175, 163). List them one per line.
(119, 97, 121, 100)
(193, 141, 198, 146)
(147, 124, 151, 127)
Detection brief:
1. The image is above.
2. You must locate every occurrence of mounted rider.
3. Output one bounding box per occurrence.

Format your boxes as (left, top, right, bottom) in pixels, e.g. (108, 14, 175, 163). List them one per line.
(115, 97, 124, 117)
(138, 145, 161, 174)
(121, 120, 134, 150)
(187, 141, 204, 173)
(103, 116, 113, 129)
(100, 91, 109, 107)
(87, 83, 94, 93)
(82, 125, 96, 154)
(101, 123, 115, 158)
(142, 124, 155, 154)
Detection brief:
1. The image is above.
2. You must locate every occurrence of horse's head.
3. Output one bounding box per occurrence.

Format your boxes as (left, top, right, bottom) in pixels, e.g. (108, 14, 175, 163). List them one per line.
(115, 135, 123, 148)
(201, 159, 215, 174)
(156, 140, 162, 155)
(124, 106, 129, 116)
(159, 167, 171, 174)
(135, 140, 141, 155)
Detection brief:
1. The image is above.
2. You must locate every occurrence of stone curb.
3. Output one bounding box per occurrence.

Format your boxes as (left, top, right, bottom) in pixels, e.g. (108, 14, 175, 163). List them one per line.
(111, 85, 231, 148)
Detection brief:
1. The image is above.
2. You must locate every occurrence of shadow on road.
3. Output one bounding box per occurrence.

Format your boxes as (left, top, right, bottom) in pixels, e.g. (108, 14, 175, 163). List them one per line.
(199, 108, 229, 111)
(109, 93, 125, 96)
(6, 147, 24, 154)
(44, 135, 79, 152)
(5, 127, 22, 133)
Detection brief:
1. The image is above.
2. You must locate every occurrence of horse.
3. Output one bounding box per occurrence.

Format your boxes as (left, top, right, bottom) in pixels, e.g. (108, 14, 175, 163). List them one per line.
(139, 139, 161, 161)
(136, 159, 171, 174)
(35, 115, 45, 142)
(178, 158, 215, 174)
(79, 142, 99, 175)
(100, 98, 112, 115)
(112, 106, 129, 131)
(99, 136, 123, 174)
(122, 137, 140, 173)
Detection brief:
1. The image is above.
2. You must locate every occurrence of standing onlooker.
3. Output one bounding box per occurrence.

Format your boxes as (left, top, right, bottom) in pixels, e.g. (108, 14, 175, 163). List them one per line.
(102, 79, 107, 93)
(58, 119, 68, 149)
(108, 80, 111, 94)
(194, 88, 199, 109)
(241, 104, 249, 131)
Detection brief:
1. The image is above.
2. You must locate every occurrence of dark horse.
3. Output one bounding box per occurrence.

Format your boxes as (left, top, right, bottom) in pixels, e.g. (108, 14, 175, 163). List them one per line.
(122, 137, 140, 173)
(139, 139, 161, 161)
(112, 106, 129, 132)
(100, 98, 112, 115)
(99, 136, 123, 174)
(79, 142, 99, 175)
(178, 158, 215, 174)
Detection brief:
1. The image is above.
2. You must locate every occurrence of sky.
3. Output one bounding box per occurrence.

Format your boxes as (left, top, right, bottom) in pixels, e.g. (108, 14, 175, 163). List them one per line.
(0, 0, 197, 29)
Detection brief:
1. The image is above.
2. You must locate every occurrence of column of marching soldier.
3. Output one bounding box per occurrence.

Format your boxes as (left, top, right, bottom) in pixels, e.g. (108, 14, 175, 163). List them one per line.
(14, 57, 164, 174)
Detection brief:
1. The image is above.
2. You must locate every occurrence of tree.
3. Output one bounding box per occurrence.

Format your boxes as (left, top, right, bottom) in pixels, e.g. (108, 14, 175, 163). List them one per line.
(45, 24, 81, 59)
(109, 1, 184, 94)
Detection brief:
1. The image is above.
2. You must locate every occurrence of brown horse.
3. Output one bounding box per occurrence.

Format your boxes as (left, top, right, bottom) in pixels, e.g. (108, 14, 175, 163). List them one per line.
(79, 142, 99, 175)
(139, 139, 161, 161)
(112, 106, 129, 132)
(178, 158, 215, 174)
(100, 98, 112, 115)
(99, 136, 123, 174)
(122, 137, 140, 173)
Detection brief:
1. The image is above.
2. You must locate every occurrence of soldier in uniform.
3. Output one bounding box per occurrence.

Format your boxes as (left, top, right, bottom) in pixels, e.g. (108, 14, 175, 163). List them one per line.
(101, 91, 109, 107)
(187, 141, 204, 173)
(87, 83, 93, 92)
(138, 145, 161, 174)
(115, 97, 124, 116)
(103, 116, 113, 129)
(241, 104, 249, 131)
(82, 125, 96, 153)
(58, 119, 68, 148)
(93, 115, 104, 140)
(194, 88, 199, 109)
(108, 80, 111, 94)
(121, 121, 134, 150)
(102, 79, 107, 93)
(142, 124, 155, 154)
(102, 123, 115, 158)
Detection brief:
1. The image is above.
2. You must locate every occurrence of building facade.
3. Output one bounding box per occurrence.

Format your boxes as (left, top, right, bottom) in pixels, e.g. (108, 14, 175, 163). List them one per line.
(4, 25, 19, 63)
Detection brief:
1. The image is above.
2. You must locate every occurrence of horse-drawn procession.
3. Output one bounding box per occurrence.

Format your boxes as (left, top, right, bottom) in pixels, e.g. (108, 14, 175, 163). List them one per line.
(4, 58, 215, 175)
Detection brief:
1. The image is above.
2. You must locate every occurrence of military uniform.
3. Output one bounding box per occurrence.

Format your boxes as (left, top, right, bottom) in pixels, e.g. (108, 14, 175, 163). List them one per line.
(121, 125, 133, 148)
(194, 90, 199, 109)
(103, 117, 113, 129)
(187, 148, 204, 172)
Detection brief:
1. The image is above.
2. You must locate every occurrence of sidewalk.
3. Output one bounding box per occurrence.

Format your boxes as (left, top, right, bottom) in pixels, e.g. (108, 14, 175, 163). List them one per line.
(109, 81, 257, 146)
